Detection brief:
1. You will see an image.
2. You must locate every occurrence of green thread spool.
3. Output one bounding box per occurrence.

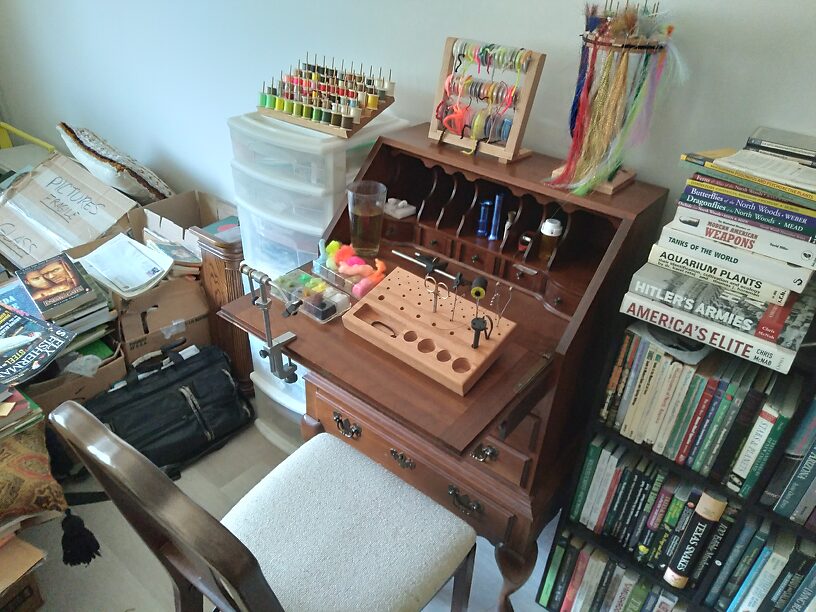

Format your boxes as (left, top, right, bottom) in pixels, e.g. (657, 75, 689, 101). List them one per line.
(302, 102, 312, 118)
(293, 100, 303, 116)
(275, 96, 285, 111)
(330, 110, 342, 127)
(259, 92, 268, 107)
(312, 106, 322, 122)
(284, 98, 295, 114)
(265, 94, 276, 109)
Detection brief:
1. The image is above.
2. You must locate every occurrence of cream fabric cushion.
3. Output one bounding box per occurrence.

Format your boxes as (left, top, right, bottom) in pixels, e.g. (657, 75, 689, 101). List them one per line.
(222, 433, 476, 612)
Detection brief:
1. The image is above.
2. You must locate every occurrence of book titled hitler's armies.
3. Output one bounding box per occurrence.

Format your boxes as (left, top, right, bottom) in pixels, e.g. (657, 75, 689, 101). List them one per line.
(629, 263, 816, 347)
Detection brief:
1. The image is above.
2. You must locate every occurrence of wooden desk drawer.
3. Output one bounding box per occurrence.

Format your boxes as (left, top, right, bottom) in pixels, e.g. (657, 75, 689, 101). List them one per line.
(458, 243, 496, 274)
(543, 281, 581, 316)
(417, 226, 452, 257)
(468, 435, 530, 488)
(310, 386, 515, 543)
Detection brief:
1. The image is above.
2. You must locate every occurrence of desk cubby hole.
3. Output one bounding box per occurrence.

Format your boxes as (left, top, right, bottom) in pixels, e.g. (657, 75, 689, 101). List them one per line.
(417, 166, 455, 226)
(438, 172, 477, 231)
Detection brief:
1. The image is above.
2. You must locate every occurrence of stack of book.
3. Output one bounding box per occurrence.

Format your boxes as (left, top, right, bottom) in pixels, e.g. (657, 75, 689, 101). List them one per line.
(0, 388, 42, 441)
(603, 324, 807, 500)
(15, 254, 117, 351)
(620, 128, 816, 375)
(143, 228, 202, 279)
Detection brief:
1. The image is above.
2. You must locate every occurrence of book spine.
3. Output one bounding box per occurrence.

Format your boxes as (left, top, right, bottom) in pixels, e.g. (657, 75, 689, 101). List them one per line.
(764, 551, 812, 611)
(656, 489, 702, 571)
(760, 454, 800, 507)
(622, 580, 648, 612)
(570, 443, 603, 522)
(686, 177, 816, 229)
(537, 531, 569, 607)
(774, 439, 816, 517)
(653, 591, 679, 612)
(588, 560, 617, 612)
(673, 207, 816, 269)
(693, 172, 816, 213)
(790, 485, 816, 524)
(627, 470, 667, 551)
(645, 362, 682, 446)
(710, 389, 768, 482)
(664, 492, 728, 589)
(727, 407, 779, 492)
(726, 546, 773, 612)
(613, 469, 643, 540)
(649, 244, 789, 306)
(607, 336, 642, 428)
(700, 158, 816, 204)
(784, 563, 816, 612)
(560, 547, 591, 612)
(692, 385, 737, 474)
(717, 531, 769, 610)
(746, 138, 816, 161)
(620, 469, 654, 549)
(689, 510, 736, 589)
(600, 332, 635, 424)
(739, 414, 791, 498)
(676, 377, 720, 466)
(741, 551, 788, 611)
(549, 541, 581, 611)
(615, 340, 650, 431)
(701, 389, 751, 478)
(610, 573, 637, 612)
(580, 448, 610, 526)
(687, 382, 729, 469)
(594, 467, 623, 533)
(620, 292, 795, 374)
(658, 223, 813, 290)
(704, 519, 759, 607)
(679, 189, 816, 239)
(621, 348, 659, 439)
(603, 468, 633, 536)
(601, 565, 626, 611)
(664, 376, 706, 461)
(654, 366, 696, 455)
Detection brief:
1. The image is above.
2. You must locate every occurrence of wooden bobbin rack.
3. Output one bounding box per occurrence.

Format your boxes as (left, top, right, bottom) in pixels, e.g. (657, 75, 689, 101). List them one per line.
(429, 37, 546, 164)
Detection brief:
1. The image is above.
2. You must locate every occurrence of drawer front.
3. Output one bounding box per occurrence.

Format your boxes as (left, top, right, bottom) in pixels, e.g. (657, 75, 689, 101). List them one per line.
(543, 280, 581, 316)
(458, 243, 496, 274)
(309, 386, 515, 543)
(417, 226, 452, 257)
(502, 262, 544, 293)
(468, 435, 531, 488)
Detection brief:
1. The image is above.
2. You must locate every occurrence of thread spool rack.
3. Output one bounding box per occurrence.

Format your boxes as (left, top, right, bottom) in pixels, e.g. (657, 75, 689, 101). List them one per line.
(342, 267, 517, 395)
(429, 37, 546, 163)
(256, 55, 396, 139)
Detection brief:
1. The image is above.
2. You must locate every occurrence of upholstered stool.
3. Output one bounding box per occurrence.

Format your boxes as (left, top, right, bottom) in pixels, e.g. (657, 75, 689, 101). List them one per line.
(222, 433, 476, 612)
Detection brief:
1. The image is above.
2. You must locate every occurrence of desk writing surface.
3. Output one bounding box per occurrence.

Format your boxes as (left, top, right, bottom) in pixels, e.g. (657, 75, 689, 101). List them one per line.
(219, 263, 565, 453)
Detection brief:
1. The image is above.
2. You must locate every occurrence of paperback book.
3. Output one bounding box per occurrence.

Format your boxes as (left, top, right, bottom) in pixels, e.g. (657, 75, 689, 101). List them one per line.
(15, 253, 95, 319)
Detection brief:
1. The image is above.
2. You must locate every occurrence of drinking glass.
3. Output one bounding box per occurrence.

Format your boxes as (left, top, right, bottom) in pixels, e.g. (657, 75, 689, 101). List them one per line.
(347, 181, 386, 257)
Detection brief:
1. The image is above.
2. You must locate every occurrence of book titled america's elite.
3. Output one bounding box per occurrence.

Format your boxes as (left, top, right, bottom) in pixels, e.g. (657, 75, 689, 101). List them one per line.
(0, 303, 75, 385)
(629, 263, 816, 349)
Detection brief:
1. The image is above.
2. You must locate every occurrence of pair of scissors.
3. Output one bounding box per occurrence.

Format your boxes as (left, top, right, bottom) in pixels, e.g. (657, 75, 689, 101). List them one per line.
(424, 275, 450, 314)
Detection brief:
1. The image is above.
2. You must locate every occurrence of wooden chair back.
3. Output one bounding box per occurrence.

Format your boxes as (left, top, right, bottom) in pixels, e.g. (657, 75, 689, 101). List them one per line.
(49, 401, 283, 612)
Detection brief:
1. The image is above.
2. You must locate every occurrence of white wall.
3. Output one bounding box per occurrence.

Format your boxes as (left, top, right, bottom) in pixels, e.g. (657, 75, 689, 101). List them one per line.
(1, 0, 815, 218)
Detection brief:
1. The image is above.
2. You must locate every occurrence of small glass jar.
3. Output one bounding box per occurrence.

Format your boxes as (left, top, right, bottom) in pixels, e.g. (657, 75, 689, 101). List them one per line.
(538, 218, 563, 263)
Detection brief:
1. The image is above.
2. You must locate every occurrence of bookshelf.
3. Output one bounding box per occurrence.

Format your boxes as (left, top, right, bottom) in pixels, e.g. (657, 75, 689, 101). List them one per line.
(536, 321, 816, 610)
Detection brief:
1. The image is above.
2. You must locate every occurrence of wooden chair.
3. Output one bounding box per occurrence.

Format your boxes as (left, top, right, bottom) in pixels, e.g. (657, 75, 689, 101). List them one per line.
(49, 401, 477, 612)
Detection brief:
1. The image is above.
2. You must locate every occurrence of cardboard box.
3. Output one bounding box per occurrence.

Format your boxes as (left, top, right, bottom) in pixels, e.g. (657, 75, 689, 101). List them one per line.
(0, 153, 136, 268)
(23, 343, 127, 414)
(0, 572, 42, 612)
(128, 190, 236, 257)
(119, 278, 210, 364)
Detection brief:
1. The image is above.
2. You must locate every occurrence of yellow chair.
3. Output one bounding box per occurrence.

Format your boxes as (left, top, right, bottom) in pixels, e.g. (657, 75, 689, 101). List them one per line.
(0, 122, 54, 151)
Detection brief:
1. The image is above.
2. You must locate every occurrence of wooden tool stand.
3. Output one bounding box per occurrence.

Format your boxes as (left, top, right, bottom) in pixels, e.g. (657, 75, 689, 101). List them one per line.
(257, 96, 394, 139)
(219, 124, 666, 609)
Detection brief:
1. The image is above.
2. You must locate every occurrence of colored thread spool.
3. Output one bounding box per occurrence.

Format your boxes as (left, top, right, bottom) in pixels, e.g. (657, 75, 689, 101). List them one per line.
(321, 105, 331, 124)
(259, 91, 268, 107)
(351, 105, 362, 124)
(471, 276, 487, 300)
(341, 114, 353, 129)
(302, 101, 312, 118)
(366, 92, 379, 110)
(386, 80, 395, 96)
(330, 107, 342, 127)
(293, 100, 303, 116)
(284, 97, 295, 114)
(265, 93, 276, 109)
(312, 105, 322, 122)
(274, 95, 285, 111)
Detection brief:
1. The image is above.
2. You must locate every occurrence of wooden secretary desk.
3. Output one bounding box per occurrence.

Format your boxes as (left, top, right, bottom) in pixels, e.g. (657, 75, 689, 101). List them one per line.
(220, 124, 666, 610)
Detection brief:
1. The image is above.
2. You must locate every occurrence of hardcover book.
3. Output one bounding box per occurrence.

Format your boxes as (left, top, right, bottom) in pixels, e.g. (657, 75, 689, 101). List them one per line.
(15, 253, 96, 320)
(630, 263, 816, 349)
(620, 291, 801, 374)
(657, 224, 812, 291)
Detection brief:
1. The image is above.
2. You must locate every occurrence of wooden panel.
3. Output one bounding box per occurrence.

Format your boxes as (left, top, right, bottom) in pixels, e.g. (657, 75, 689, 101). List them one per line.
(417, 225, 453, 257)
(543, 281, 582, 317)
(500, 262, 545, 294)
(468, 435, 530, 488)
(458, 242, 497, 274)
(309, 383, 515, 542)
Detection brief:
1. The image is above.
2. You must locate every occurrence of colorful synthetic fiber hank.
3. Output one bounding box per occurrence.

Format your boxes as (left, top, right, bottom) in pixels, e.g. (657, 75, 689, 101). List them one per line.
(550, 2, 680, 195)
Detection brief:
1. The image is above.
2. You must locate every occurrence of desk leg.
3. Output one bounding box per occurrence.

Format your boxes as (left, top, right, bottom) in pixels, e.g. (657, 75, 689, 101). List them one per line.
(301, 413, 324, 441)
(495, 542, 538, 612)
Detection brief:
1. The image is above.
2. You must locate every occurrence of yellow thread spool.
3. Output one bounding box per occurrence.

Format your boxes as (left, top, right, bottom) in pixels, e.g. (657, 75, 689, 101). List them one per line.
(366, 92, 379, 110)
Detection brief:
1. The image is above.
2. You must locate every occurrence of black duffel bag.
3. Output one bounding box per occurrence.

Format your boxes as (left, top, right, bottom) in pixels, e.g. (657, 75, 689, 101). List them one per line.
(84, 345, 253, 473)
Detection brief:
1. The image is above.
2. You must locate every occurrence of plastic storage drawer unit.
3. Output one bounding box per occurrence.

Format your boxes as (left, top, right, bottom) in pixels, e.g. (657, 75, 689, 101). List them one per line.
(227, 111, 408, 193)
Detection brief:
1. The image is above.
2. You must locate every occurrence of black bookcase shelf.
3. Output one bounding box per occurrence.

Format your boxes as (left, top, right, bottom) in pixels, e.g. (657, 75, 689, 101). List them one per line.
(536, 319, 816, 610)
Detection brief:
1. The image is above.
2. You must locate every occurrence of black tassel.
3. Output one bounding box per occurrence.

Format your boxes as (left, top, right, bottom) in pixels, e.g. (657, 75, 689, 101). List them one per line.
(61, 509, 101, 566)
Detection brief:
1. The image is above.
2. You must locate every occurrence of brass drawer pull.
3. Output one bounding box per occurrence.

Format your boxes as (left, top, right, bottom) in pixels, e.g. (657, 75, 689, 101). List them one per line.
(332, 411, 362, 439)
(448, 485, 483, 517)
(471, 444, 499, 462)
(390, 448, 416, 470)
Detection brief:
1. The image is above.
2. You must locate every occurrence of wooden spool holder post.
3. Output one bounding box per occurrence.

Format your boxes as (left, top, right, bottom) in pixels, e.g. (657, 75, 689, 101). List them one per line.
(342, 267, 517, 396)
(428, 37, 546, 164)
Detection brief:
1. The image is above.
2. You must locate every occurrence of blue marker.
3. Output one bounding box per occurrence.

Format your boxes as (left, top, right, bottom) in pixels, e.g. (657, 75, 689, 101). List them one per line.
(489, 193, 504, 240)
(476, 200, 493, 237)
